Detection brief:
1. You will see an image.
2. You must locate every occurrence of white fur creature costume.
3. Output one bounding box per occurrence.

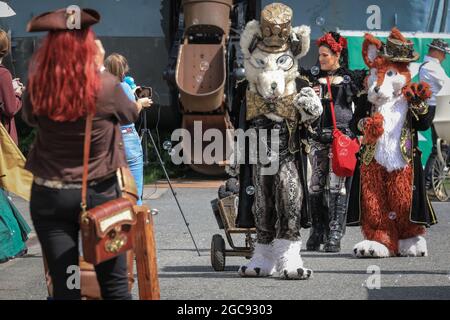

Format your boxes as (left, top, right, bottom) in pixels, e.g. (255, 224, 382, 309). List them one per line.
(235, 3, 322, 280)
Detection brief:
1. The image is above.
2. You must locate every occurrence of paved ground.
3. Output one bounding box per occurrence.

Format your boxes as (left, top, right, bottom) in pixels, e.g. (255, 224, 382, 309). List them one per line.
(1, 186, 449, 300)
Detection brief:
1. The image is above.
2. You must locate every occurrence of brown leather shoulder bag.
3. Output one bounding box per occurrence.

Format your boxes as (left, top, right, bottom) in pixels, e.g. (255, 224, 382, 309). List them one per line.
(80, 113, 136, 265)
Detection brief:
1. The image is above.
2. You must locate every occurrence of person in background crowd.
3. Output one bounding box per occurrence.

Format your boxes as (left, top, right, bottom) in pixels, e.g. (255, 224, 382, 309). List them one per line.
(420, 39, 450, 192)
(0, 28, 31, 264)
(0, 28, 23, 145)
(104, 53, 153, 206)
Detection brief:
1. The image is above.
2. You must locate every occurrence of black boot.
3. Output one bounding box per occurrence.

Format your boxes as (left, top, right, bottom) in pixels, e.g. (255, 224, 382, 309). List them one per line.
(306, 192, 326, 251)
(324, 191, 348, 253)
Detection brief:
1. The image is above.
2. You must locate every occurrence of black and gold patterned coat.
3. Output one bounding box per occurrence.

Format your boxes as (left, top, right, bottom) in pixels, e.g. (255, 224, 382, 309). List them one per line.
(235, 79, 313, 229)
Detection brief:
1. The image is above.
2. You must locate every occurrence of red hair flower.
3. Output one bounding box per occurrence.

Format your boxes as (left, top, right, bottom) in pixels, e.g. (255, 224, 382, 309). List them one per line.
(317, 33, 347, 54)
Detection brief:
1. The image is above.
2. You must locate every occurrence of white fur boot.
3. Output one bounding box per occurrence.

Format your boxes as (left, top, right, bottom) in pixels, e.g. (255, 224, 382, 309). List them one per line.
(399, 236, 428, 257)
(273, 239, 313, 280)
(353, 240, 391, 258)
(238, 243, 276, 277)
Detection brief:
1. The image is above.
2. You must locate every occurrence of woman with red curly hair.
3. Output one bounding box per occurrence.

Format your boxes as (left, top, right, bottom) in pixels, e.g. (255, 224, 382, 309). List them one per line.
(302, 31, 368, 252)
(22, 8, 142, 300)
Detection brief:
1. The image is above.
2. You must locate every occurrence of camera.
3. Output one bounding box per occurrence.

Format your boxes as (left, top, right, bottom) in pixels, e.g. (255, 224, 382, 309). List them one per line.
(135, 86, 153, 99)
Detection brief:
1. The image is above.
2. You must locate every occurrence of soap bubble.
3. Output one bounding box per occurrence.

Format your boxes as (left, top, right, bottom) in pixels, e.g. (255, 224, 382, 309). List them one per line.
(343, 75, 352, 84)
(316, 16, 325, 26)
(311, 66, 320, 76)
(196, 75, 204, 83)
(388, 212, 397, 220)
(246, 186, 255, 196)
(163, 141, 172, 151)
(199, 61, 210, 72)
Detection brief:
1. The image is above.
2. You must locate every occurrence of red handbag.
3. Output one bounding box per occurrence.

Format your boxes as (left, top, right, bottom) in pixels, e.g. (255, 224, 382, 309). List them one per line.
(326, 76, 360, 177)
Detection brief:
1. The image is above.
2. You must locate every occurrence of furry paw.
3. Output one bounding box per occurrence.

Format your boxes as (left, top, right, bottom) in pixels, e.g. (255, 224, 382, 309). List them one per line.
(238, 261, 275, 277)
(279, 266, 313, 280)
(238, 243, 276, 277)
(362, 112, 384, 145)
(353, 240, 390, 258)
(238, 265, 273, 277)
(272, 239, 312, 280)
(399, 236, 428, 257)
(402, 82, 432, 103)
(294, 87, 323, 123)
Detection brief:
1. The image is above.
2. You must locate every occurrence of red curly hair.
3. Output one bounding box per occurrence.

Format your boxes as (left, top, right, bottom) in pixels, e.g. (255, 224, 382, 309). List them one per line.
(28, 28, 100, 122)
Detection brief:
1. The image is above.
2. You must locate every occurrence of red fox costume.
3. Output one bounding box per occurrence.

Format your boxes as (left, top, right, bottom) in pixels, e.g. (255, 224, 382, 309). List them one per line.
(347, 28, 437, 257)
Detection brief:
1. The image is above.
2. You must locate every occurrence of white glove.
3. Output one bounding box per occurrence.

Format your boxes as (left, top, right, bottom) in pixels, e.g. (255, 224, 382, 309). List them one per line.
(294, 87, 323, 123)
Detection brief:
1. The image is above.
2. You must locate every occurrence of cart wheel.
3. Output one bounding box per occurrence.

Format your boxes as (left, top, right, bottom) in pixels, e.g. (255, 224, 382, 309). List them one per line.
(211, 234, 226, 271)
(432, 155, 449, 202)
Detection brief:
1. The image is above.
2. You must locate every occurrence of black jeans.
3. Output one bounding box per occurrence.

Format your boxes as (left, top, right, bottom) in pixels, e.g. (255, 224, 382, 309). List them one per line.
(30, 176, 131, 300)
